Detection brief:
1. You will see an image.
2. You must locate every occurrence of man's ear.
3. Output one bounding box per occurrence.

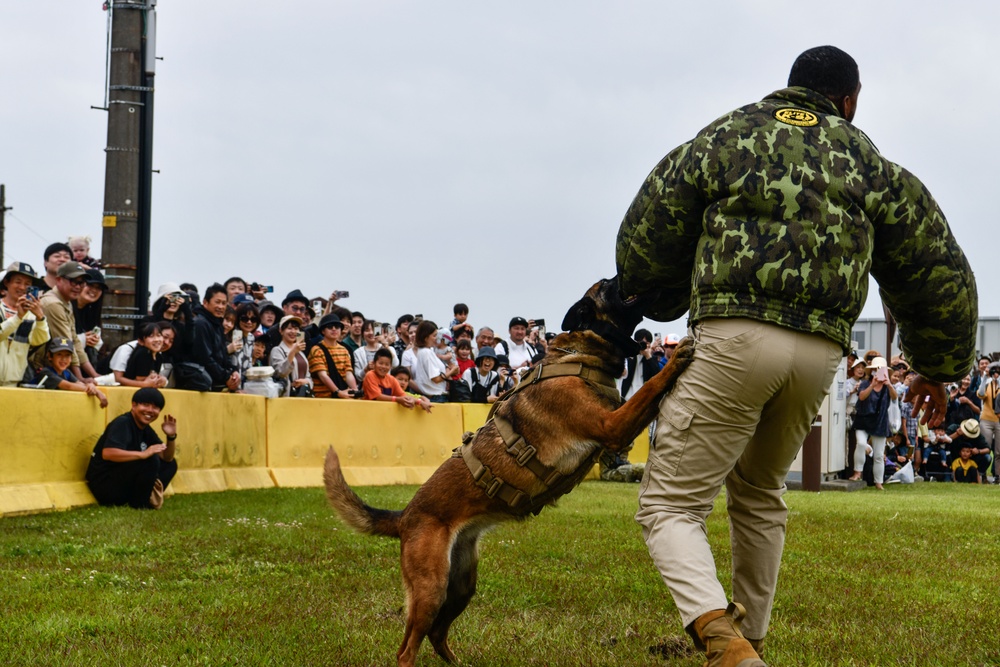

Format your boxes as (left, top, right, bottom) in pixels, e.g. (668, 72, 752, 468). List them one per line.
(561, 296, 596, 332)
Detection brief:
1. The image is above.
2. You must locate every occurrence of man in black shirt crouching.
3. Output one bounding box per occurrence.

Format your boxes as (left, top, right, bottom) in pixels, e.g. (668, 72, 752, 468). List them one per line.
(86, 387, 179, 509)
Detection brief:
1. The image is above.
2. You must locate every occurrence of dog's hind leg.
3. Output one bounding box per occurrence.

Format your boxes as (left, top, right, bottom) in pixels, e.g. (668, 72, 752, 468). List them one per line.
(427, 526, 482, 663)
(397, 522, 453, 667)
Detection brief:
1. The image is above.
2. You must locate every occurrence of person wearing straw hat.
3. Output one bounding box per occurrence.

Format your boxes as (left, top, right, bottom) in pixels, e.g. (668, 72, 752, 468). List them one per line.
(948, 419, 992, 483)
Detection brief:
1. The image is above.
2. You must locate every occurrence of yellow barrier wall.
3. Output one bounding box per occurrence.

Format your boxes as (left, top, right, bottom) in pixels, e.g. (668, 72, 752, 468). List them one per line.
(1, 386, 652, 517)
(266, 400, 466, 487)
(0, 387, 106, 515)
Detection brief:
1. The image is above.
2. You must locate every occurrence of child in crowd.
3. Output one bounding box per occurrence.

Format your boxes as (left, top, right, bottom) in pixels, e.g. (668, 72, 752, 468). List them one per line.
(435, 330, 455, 367)
(251, 331, 269, 368)
(921, 427, 952, 479)
(67, 236, 100, 269)
(31, 338, 108, 407)
(390, 366, 432, 412)
(952, 444, 979, 483)
(884, 433, 910, 477)
(449, 303, 469, 339)
(157, 320, 177, 387)
(454, 339, 475, 377)
(118, 322, 168, 388)
(363, 348, 415, 407)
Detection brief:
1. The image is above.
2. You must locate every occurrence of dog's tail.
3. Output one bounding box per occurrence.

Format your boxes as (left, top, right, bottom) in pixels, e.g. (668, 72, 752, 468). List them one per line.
(323, 446, 402, 538)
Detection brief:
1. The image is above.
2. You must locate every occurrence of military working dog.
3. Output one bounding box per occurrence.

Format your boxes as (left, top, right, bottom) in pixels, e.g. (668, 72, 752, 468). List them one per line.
(324, 277, 694, 667)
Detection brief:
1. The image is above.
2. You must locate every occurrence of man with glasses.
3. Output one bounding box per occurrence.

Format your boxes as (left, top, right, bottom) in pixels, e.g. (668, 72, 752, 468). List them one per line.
(32, 261, 99, 381)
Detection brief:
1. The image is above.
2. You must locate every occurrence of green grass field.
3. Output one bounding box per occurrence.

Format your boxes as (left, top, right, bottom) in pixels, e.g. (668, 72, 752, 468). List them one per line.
(1, 482, 998, 666)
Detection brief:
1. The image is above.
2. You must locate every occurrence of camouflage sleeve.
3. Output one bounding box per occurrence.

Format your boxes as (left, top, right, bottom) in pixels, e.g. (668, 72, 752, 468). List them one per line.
(868, 162, 978, 383)
(615, 142, 704, 321)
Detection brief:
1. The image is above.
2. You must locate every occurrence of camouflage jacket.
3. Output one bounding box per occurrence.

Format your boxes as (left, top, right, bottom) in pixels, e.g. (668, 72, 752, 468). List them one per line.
(616, 86, 977, 382)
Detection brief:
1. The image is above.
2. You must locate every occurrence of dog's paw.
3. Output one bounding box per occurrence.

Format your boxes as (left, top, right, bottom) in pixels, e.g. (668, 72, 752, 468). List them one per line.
(668, 337, 696, 373)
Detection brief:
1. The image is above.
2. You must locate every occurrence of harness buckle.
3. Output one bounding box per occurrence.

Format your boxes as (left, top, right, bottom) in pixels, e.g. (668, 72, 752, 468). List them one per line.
(484, 477, 504, 498)
(514, 443, 537, 466)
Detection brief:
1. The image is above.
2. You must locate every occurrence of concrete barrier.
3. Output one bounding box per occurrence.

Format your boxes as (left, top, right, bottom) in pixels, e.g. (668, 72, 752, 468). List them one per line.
(0, 388, 105, 515)
(266, 400, 465, 487)
(0, 388, 648, 516)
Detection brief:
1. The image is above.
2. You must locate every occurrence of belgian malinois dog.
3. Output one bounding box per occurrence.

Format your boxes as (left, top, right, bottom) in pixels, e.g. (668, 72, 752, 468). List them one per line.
(324, 277, 694, 667)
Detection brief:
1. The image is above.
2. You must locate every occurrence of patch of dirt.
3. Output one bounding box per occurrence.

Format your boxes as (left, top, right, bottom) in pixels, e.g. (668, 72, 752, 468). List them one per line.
(648, 636, 695, 659)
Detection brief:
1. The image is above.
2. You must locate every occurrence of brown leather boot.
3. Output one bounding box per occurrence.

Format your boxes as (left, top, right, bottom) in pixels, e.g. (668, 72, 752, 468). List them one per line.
(690, 602, 766, 667)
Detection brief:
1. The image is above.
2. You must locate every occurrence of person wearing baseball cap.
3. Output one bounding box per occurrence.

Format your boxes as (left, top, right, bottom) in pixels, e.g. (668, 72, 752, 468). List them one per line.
(30, 261, 100, 382)
(27, 337, 108, 407)
(86, 387, 178, 509)
(0, 261, 51, 387)
(495, 316, 537, 369)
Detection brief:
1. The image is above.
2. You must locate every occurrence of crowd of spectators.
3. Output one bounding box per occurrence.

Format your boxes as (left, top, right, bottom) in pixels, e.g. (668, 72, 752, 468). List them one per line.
(845, 348, 998, 486)
(0, 247, 579, 413)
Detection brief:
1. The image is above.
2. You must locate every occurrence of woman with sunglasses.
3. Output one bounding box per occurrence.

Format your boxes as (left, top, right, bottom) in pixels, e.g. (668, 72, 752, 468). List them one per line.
(229, 302, 259, 386)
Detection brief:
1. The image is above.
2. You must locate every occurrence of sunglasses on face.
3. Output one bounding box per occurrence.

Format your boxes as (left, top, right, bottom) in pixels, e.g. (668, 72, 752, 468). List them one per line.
(68, 277, 87, 286)
(240, 316, 258, 323)
(289, 305, 307, 313)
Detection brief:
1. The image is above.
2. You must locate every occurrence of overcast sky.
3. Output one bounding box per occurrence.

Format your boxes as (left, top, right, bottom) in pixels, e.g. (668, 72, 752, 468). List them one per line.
(2, 1, 995, 340)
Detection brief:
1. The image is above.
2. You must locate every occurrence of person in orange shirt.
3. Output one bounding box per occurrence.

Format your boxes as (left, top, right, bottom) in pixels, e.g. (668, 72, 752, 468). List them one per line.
(363, 348, 415, 407)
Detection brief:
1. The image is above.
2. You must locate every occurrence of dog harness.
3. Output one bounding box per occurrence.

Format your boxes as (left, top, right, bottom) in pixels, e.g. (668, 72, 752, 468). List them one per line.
(454, 360, 621, 516)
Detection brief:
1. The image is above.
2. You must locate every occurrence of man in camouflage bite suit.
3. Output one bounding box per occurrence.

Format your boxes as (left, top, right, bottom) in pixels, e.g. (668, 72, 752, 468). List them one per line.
(616, 46, 977, 666)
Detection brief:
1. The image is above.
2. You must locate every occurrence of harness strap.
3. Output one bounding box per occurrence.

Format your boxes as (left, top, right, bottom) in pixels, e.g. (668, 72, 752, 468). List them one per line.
(457, 358, 622, 516)
(454, 433, 530, 512)
(494, 414, 565, 487)
(486, 361, 619, 421)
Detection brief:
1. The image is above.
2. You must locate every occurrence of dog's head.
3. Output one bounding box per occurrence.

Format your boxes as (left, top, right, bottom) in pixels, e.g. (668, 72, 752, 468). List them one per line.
(560, 277, 658, 355)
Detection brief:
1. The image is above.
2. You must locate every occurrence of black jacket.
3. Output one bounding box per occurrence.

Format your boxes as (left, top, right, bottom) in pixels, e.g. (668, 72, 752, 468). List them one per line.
(185, 304, 236, 386)
(621, 353, 661, 400)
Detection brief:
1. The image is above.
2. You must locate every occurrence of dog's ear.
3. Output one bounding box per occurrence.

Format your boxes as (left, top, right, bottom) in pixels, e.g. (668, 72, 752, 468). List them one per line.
(561, 296, 597, 332)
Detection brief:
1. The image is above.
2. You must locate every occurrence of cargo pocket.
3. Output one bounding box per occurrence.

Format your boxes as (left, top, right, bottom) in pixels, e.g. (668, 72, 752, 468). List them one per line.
(649, 398, 695, 477)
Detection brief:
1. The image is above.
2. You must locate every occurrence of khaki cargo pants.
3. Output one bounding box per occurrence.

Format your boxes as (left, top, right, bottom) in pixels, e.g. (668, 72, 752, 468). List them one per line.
(636, 318, 841, 640)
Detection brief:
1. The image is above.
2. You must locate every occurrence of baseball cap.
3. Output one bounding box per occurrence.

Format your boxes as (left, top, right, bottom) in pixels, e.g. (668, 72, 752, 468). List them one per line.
(665, 333, 681, 346)
(56, 262, 88, 279)
(48, 337, 74, 354)
(232, 293, 256, 306)
(83, 268, 108, 291)
(509, 316, 528, 329)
